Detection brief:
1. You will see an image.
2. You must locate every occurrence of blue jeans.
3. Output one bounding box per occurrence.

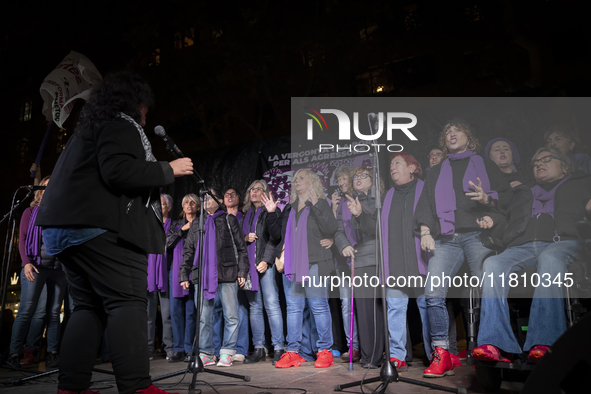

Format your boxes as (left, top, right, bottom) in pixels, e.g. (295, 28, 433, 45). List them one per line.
(10, 266, 67, 355)
(199, 282, 239, 356)
(300, 302, 318, 361)
(478, 240, 583, 353)
(246, 264, 285, 350)
(212, 290, 249, 356)
(169, 270, 196, 353)
(282, 263, 333, 353)
(386, 289, 430, 360)
(424, 231, 493, 350)
(25, 283, 47, 351)
(336, 264, 359, 352)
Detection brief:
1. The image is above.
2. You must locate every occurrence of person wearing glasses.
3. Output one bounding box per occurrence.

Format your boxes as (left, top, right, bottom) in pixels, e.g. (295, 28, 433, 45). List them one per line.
(544, 125, 591, 174)
(273, 168, 337, 369)
(485, 138, 532, 189)
(473, 147, 591, 364)
(426, 147, 445, 172)
(330, 166, 360, 363)
(166, 194, 200, 362)
(239, 180, 284, 365)
(180, 188, 249, 367)
(415, 118, 510, 378)
(341, 167, 385, 368)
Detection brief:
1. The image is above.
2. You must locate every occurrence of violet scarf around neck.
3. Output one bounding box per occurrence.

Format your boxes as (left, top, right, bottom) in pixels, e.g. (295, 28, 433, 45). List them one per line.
(531, 176, 569, 219)
(147, 218, 171, 292)
(25, 206, 42, 265)
(242, 206, 262, 292)
(434, 150, 498, 235)
(381, 180, 427, 279)
(339, 199, 359, 251)
(171, 221, 189, 298)
(284, 203, 310, 283)
(195, 210, 225, 300)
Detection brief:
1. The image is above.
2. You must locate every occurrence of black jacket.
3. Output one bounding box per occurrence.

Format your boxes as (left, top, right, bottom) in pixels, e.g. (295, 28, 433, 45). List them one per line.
(36, 119, 174, 254)
(241, 207, 277, 266)
(348, 191, 378, 269)
(269, 198, 337, 264)
(180, 210, 249, 284)
(500, 171, 591, 247)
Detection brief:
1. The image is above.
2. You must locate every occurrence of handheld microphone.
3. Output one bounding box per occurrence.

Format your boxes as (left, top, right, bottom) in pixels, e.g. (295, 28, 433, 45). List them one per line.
(154, 125, 184, 157)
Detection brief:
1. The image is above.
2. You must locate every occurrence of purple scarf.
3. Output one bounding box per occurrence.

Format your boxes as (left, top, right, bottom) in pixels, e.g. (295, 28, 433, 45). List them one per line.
(171, 221, 189, 298)
(381, 180, 427, 279)
(284, 205, 310, 283)
(194, 210, 225, 300)
(435, 150, 498, 235)
(242, 207, 262, 292)
(147, 218, 171, 292)
(338, 201, 358, 265)
(531, 176, 570, 219)
(25, 206, 42, 265)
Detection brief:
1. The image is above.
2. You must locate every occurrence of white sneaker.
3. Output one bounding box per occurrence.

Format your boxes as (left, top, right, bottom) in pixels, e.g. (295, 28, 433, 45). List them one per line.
(217, 354, 232, 367)
(232, 354, 245, 362)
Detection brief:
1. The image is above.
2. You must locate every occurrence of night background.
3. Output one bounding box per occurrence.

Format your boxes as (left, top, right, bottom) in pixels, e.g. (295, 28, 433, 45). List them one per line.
(1, 1, 590, 317)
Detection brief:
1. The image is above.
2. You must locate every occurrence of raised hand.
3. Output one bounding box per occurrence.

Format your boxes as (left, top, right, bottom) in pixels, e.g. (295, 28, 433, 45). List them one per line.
(308, 188, 319, 205)
(466, 177, 489, 205)
(261, 192, 279, 213)
(346, 195, 362, 217)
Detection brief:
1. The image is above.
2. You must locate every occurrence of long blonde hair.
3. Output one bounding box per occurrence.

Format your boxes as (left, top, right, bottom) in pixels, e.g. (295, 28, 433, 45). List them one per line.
(31, 176, 50, 207)
(179, 193, 200, 218)
(242, 179, 270, 213)
(290, 168, 326, 203)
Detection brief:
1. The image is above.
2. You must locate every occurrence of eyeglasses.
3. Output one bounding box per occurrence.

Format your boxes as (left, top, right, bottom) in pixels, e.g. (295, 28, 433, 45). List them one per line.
(250, 187, 265, 193)
(428, 152, 443, 159)
(352, 173, 370, 180)
(224, 192, 237, 198)
(532, 155, 557, 166)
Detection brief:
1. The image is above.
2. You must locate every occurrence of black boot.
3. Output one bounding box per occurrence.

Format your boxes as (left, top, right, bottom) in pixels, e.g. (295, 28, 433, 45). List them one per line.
(272, 349, 285, 366)
(243, 348, 266, 364)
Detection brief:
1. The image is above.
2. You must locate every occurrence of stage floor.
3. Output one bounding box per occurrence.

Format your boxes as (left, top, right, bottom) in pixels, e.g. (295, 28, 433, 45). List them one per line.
(1, 354, 524, 393)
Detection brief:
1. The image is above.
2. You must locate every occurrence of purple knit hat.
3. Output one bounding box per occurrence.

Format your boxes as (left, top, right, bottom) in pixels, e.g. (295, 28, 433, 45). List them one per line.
(485, 137, 520, 165)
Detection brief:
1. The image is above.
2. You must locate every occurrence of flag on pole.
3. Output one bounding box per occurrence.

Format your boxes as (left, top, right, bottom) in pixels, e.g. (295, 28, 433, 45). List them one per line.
(39, 51, 102, 128)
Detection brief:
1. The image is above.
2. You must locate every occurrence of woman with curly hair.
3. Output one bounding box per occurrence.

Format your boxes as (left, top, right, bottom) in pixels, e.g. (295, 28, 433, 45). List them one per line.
(273, 168, 337, 369)
(36, 71, 192, 394)
(415, 118, 510, 378)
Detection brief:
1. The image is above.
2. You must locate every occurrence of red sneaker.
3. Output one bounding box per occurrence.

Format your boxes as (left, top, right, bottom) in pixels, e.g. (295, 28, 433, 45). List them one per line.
(450, 354, 462, 367)
(457, 348, 467, 360)
(389, 357, 408, 370)
(275, 351, 303, 368)
(134, 385, 179, 394)
(20, 349, 37, 366)
(472, 344, 512, 363)
(314, 349, 334, 368)
(423, 347, 454, 378)
(528, 345, 549, 364)
(57, 390, 100, 394)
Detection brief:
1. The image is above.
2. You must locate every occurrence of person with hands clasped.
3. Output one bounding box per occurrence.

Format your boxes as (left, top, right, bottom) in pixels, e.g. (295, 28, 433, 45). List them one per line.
(179, 188, 249, 368)
(415, 119, 510, 378)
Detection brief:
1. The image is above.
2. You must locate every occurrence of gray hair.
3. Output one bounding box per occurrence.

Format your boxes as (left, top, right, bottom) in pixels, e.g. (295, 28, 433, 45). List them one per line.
(161, 193, 173, 207)
(531, 146, 573, 175)
(243, 179, 270, 213)
(180, 193, 200, 218)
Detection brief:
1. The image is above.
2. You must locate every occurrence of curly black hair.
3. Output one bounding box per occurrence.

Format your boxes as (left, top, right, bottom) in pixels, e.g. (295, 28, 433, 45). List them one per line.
(76, 71, 154, 132)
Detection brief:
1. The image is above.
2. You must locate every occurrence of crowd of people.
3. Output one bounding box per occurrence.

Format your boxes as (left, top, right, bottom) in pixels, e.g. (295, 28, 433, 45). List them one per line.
(6, 72, 591, 394)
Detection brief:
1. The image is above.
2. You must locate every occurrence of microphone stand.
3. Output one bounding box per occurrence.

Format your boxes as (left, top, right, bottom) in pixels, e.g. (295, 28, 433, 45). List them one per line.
(152, 139, 249, 393)
(333, 115, 465, 394)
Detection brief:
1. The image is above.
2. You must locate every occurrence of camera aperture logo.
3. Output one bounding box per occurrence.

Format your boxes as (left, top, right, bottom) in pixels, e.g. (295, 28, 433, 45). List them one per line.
(303, 108, 418, 153)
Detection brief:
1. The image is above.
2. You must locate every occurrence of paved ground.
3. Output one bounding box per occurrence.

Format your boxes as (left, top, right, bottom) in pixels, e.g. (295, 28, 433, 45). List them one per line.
(1, 354, 525, 393)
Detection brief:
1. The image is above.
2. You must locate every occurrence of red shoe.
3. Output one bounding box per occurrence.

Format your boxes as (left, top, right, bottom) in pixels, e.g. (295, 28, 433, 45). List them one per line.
(134, 385, 179, 393)
(450, 354, 461, 367)
(20, 349, 38, 366)
(528, 345, 549, 364)
(275, 351, 303, 368)
(57, 390, 100, 394)
(389, 357, 408, 370)
(457, 349, 467, 360)
(472, 344, 512, 363)
(314, 349, 334, 368)
(423, 347, 454, 378)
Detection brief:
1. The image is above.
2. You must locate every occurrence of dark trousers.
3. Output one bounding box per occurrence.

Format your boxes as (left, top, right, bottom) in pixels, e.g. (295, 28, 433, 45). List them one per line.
(354, 266, 385, 366)
(57, 231, 151, 394)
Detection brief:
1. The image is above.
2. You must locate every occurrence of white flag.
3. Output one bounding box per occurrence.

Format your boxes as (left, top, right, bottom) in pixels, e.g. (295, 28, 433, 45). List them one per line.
(40, 51, 102, 127)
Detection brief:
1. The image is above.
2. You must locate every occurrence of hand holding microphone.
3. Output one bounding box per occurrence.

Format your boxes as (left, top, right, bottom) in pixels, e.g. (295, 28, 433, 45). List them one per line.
(154, 125, 193, 177)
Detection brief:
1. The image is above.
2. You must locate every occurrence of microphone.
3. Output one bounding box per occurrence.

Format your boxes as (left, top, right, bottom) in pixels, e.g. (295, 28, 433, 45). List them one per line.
(154, 125, 184, 157)
(25, 185, 46, 191)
